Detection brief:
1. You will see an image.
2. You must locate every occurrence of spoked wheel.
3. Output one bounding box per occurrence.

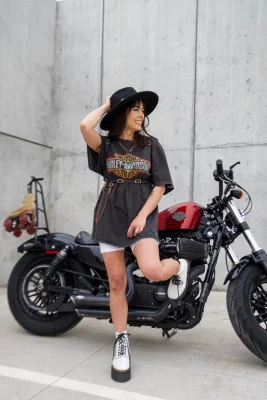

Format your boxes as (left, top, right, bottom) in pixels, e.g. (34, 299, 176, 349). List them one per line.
(250, 277, 267, 332)
(8, 252, 82, 336)
(21, 265, 66, 316)
(227, 264, 267, 363)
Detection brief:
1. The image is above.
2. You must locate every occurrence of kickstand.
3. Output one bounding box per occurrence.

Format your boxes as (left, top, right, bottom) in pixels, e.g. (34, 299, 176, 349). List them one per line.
(162, 328, 177, 339)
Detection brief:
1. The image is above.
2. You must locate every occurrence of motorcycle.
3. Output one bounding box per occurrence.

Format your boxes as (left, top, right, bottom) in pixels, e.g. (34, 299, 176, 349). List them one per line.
(6, 160, 267, 363)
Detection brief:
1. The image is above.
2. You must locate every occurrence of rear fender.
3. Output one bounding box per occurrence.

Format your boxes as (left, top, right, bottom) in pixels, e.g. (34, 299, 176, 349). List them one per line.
(18, 232, 76, 253)
(18, 232, 106, 272)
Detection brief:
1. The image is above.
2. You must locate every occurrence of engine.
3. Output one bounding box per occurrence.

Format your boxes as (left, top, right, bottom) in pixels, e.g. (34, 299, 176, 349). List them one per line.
(158, 201, 213, 263)
(159, 237, 209, 262)
(128, 202, 212, 310)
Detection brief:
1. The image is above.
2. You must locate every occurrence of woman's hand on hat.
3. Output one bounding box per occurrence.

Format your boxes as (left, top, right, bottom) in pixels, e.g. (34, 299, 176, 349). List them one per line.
(103, 96, 111, 113)
(127, 215, 147, 238)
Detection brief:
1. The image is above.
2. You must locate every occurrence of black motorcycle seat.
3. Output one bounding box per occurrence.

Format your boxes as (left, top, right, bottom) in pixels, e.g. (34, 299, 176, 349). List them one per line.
(75, 231, 98, 245)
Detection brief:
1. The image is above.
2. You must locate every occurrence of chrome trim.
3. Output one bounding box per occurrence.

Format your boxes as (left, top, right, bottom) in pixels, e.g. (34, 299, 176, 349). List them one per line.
(243, 229, 261, 252)
(227, 200, 244, 224)
(225, 245, 239, 264)
(227, 200, 261, 252)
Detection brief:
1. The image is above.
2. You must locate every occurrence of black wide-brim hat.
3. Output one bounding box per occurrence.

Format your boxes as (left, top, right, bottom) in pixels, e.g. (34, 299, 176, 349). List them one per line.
(100, 87, 159, 131)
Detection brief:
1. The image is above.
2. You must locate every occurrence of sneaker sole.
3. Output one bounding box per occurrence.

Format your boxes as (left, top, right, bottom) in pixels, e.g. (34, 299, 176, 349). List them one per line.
(111, 366, 131, 382)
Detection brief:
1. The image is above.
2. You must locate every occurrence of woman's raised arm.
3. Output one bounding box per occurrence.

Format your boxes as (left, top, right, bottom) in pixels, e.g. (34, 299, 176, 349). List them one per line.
(80, 97, 110, 153)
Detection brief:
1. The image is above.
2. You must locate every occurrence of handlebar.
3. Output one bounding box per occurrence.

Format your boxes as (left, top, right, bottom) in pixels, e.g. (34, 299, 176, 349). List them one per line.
(214, 159, 241, 200)
(216, 159, 224, 176)
(216, 160, 224, 199)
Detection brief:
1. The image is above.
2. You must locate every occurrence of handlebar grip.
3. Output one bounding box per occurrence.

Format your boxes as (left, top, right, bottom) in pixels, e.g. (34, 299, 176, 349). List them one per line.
(216, 159, 223, 175)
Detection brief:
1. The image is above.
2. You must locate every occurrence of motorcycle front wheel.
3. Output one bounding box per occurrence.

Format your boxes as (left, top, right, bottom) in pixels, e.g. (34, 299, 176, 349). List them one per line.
(227, 263, 267, 363)
(7, 252, 82, 336)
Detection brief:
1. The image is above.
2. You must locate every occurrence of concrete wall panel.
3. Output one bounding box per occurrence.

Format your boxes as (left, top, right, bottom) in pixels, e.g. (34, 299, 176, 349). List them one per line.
(49, 1, 104, 239)
(49, 151, 99, 236)
(0, 135, 52, 286)
(196, 0, 267, 149)
(0, 0, 56, 284)
(102, 0, 197, 151)
(0, 0, 56, 146)
(53, 0, 104, 152)
(194, 145, 267, 289)
(159, 149, 192, 212)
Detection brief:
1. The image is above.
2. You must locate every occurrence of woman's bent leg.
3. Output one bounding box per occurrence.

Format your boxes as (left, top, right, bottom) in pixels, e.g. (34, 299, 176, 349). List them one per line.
(133, 238, 189, 300)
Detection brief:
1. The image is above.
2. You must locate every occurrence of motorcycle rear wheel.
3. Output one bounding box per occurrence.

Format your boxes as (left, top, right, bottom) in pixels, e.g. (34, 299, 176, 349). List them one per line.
(8, 252, 82, 336)
(227, 263, 267, 363)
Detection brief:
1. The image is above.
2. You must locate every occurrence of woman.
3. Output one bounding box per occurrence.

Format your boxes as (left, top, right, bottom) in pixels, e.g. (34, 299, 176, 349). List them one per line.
(80, 87, 189, 382)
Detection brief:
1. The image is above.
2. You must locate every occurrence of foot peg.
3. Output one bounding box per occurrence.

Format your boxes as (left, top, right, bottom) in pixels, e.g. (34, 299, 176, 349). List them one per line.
(162, 328, 177, 339)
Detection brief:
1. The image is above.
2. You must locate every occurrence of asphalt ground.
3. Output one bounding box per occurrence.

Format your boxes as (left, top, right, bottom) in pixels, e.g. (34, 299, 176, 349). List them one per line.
(0, 288, 266, 400)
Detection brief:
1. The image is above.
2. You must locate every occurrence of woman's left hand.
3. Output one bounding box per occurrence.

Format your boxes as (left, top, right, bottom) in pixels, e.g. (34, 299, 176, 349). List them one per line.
(127, 214, 147, 238)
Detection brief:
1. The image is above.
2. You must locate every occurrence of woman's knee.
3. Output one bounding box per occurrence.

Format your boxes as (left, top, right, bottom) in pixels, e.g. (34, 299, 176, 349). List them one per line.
(109, 273, 127, 293)
(140, 262, 164, 282)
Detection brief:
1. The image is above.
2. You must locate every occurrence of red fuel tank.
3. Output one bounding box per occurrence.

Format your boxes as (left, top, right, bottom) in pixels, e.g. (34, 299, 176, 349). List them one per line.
(158, 202, 204, 231)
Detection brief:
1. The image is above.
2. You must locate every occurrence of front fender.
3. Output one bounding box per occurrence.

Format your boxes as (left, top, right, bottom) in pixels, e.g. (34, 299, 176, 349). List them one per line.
(18, 232, 76, 253)
(223, 255, 252, 285)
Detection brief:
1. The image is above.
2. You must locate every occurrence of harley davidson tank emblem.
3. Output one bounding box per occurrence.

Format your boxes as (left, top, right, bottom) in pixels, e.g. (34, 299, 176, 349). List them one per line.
(172, 211, 186, 222)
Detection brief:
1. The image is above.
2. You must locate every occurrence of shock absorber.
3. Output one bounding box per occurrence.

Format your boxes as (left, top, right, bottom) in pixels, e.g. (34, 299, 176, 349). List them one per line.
(46, 245, 73, 278)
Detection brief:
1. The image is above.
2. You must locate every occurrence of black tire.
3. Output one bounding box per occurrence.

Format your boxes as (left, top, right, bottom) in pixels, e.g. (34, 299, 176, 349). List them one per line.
(8, 252, 82, 336)
(227, 263, 267, 363)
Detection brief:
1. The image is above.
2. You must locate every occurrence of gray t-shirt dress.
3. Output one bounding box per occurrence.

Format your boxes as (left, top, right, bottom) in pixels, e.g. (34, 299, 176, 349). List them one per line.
(87, 136, 174, 247)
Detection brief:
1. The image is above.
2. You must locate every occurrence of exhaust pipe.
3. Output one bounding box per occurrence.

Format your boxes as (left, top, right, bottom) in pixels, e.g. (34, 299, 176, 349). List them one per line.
(188, 264, 205, 286)
(70, 261, 138, 308)
(76, 299, 172, 322)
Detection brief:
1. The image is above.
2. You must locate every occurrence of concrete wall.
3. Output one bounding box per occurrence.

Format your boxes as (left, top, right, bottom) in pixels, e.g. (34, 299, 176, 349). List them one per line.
(49, 0, 103, 234)
(50, 0, 197, 237)
(2, 0, 267, 290)
(0, 0, 56, 285)
(51, 0, 267, 290)
(102, 0, 197, 210)
(194, 0, 267, 287)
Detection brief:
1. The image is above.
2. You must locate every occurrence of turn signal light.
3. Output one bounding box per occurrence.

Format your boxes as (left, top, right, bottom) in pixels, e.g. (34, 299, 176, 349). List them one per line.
(230, 189, 244, 199)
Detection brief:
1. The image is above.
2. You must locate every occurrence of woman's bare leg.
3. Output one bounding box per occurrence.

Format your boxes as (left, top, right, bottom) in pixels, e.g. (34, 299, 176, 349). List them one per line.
(103, 250, 131, 381)
(102, 250, 128, 332)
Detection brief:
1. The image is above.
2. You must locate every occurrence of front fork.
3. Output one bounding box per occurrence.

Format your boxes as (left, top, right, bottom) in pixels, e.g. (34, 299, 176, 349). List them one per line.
(225, 200, 267, 275)
(200, 198, 267, 305)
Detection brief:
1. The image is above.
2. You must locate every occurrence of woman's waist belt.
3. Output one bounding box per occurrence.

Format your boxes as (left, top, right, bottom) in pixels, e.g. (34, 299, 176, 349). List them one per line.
(104, 178, 151, 185)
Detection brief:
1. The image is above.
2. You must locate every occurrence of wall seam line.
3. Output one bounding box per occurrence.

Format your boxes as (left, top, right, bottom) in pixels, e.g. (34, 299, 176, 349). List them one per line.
(47, 0, 60, 219)
(190, 0, 199, 202)
(196, 143, 267, 150)
(97, 0, 105, 196)
(0, 131, 52, 149)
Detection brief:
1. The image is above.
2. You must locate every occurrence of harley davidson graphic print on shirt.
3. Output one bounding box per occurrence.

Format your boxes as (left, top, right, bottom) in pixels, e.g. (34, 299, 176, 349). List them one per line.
(106, 153, 151, 179)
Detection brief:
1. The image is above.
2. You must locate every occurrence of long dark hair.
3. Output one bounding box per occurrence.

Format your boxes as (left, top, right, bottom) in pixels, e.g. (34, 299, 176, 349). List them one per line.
(107, 99, 154, 147)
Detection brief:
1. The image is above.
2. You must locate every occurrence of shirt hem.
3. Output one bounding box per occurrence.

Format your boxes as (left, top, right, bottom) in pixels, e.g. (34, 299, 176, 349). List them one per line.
(91, 233, 159, 248)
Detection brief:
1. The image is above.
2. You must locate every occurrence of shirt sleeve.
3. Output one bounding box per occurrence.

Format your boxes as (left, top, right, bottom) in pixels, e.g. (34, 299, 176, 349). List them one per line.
(86, 135, 106, 177)
(150, 139, 174, 195)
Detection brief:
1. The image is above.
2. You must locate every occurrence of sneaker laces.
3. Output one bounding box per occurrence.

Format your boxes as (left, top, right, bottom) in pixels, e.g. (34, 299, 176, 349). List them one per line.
(171, 275, 183, 286)
(114, 333, 128, 357)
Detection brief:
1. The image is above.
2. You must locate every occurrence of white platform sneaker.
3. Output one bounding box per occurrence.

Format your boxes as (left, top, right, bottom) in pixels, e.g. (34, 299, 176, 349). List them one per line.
(111, 333, 131, 382)
(168, 259, 190, 300)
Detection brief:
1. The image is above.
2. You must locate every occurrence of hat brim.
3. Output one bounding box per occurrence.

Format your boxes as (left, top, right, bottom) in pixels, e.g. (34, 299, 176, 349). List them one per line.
(100, 91, 159, 131)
